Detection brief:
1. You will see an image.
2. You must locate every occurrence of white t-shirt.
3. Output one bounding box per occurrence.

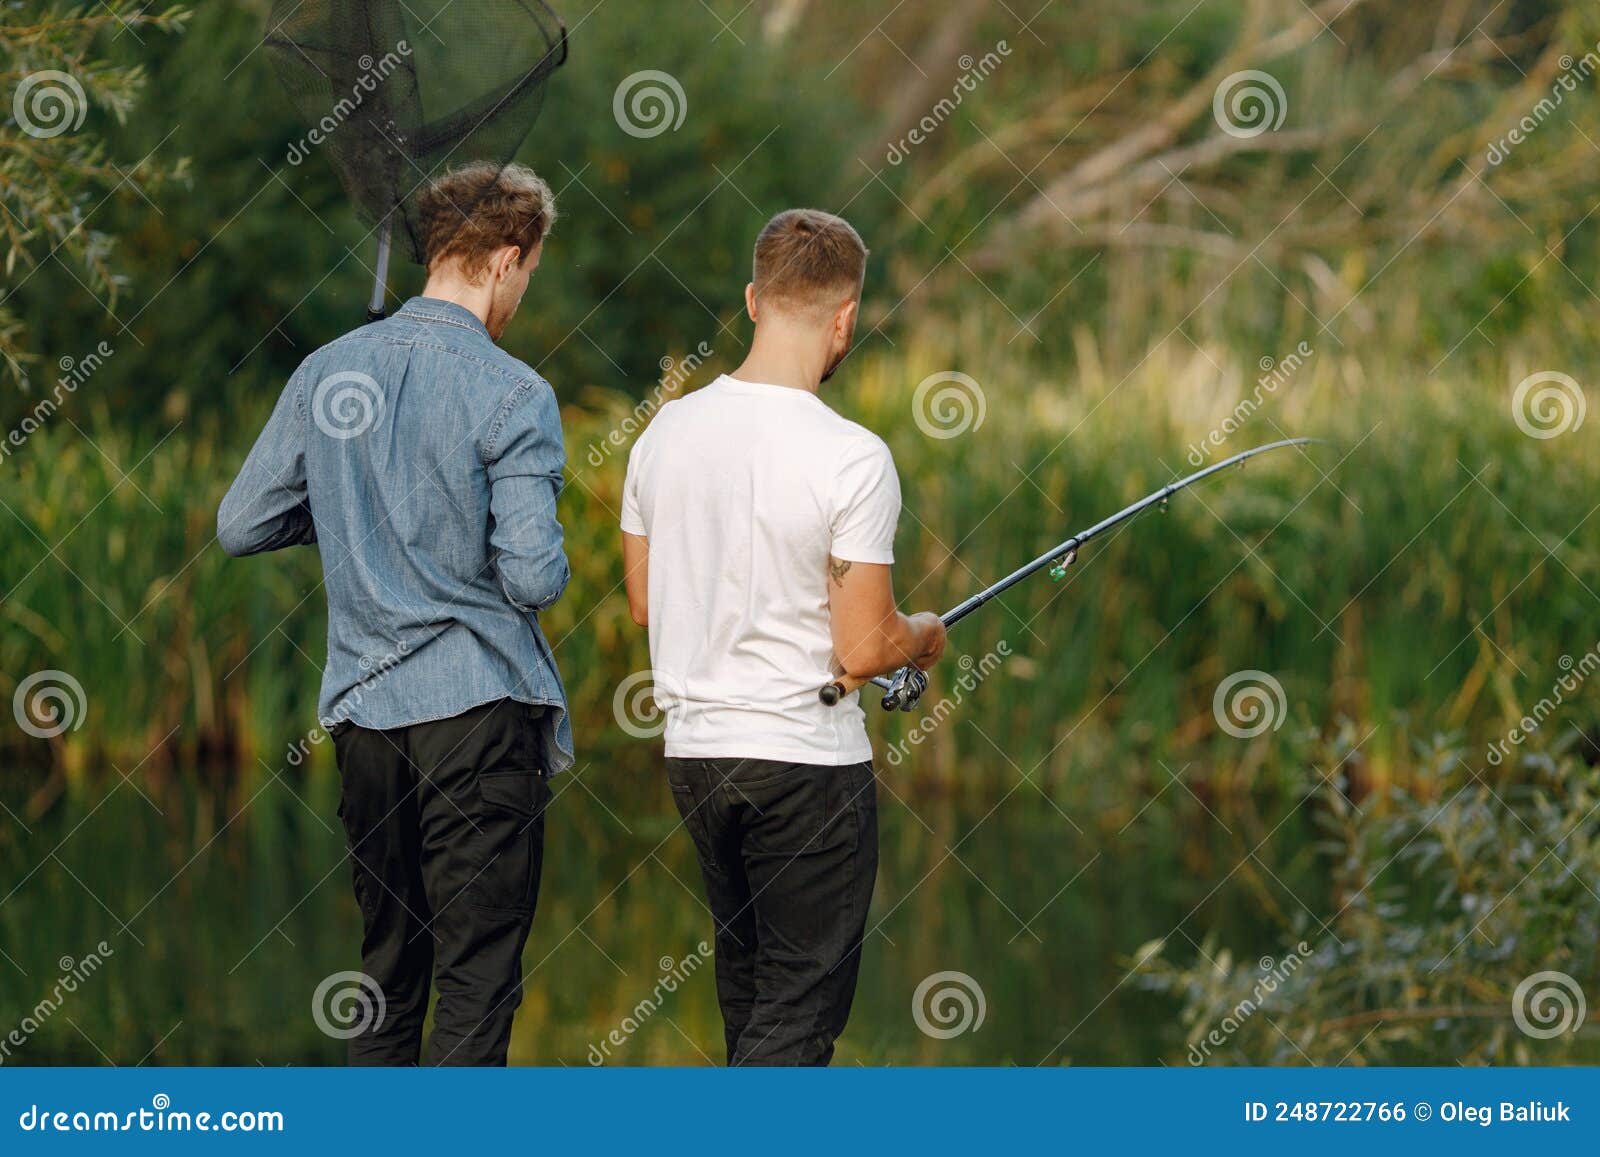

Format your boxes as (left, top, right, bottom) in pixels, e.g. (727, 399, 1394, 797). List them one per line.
(620, 374, 901, 764)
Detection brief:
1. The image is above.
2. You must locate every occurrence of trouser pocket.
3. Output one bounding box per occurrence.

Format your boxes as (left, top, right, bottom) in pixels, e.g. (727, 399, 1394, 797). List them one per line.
(467, 769, 548, 915)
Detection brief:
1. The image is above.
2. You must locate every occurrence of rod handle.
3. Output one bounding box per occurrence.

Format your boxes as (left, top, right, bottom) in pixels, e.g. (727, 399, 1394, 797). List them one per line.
(819, 672, 896, 705)
(820, 673, 869, 705)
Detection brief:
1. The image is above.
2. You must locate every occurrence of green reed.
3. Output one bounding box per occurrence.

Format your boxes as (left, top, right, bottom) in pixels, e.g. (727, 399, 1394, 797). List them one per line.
(2, 334, 1595, 803)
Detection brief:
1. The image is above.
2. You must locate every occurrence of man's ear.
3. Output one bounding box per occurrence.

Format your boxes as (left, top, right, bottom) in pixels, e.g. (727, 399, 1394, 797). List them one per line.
(835, 298, 859, 339)
(495, 245, 523, 281)
(745, 283, 759, 323)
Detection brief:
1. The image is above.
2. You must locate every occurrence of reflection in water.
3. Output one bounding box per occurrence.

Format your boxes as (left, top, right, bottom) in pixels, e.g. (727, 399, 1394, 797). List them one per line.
(0, 758, 1308, 1065)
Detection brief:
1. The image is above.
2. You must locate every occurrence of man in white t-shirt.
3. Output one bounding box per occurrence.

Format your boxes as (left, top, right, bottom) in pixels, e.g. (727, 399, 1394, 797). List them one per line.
(620, 209, 948, 1065)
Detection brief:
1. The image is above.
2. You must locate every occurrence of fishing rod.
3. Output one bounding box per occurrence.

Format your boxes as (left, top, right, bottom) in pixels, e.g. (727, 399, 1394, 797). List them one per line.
(819, 438, 1321, 711)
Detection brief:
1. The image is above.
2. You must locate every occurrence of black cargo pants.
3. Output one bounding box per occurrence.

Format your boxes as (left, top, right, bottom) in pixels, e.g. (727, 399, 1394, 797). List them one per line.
(331, 698, 551, 1066)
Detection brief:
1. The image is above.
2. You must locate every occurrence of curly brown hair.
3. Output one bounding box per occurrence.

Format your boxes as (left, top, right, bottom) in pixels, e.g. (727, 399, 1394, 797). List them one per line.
(415, 162, 557, 279)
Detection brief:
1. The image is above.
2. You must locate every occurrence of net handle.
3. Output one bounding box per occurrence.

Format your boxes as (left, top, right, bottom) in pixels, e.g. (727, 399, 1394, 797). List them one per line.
(367, 216, 393, 323)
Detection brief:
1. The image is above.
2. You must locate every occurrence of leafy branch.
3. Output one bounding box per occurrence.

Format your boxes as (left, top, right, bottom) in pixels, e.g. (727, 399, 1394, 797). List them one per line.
(0, 2, 191, 387)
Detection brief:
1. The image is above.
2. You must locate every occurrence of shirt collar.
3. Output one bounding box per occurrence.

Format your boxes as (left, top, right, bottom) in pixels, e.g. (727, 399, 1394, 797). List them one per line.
(394, 297, 491, 338)
(714, 374, 823, 403)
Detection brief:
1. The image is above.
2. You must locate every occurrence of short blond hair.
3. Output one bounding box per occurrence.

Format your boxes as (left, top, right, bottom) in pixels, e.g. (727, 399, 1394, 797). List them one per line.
(416, 162, 557, 279)
(752, 209, 867, 317)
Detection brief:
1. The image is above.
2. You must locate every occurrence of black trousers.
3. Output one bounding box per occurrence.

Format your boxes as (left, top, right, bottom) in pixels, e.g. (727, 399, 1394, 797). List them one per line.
(665, 756, 879, 1066)
(331, 699, 551, 1066)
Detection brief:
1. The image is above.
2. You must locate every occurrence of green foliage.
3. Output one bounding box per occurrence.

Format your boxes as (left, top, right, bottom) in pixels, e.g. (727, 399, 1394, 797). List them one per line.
(0, 1, 190, 385)
(4, 0, 884, 429)
(10, 0, 1600, 427)
(1138, 746, 1600, 1065)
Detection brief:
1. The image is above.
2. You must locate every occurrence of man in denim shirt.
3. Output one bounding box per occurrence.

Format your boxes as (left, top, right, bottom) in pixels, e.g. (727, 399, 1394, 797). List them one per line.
(219, 163, 570, 1066)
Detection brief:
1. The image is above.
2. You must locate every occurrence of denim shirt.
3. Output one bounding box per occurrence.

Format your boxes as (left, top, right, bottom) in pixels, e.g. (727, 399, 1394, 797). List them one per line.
(218, 297, 573, 773)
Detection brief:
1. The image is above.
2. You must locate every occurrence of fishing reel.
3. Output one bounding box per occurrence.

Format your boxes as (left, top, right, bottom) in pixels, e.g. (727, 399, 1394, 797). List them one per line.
(879, 666, 928, 712)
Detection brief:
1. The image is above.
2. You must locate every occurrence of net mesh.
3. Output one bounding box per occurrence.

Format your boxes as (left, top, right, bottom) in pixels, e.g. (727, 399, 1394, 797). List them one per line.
(265, 0, 567, 264)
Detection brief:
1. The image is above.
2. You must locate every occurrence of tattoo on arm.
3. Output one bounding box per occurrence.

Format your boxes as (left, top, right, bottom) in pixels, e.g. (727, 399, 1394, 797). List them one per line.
(828, 556, 852, 587)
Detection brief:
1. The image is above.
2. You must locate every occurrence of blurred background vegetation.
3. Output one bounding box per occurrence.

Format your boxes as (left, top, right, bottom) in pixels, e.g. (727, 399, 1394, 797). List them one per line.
(1, 0, 1597, 1064)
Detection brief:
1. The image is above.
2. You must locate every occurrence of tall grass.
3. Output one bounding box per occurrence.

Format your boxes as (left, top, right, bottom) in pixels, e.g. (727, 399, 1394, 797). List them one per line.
(2, 333, 1595, 803)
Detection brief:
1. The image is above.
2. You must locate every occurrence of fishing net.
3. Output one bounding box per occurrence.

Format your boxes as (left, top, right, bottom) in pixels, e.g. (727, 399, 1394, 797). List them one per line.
(265, 0, 567, 268)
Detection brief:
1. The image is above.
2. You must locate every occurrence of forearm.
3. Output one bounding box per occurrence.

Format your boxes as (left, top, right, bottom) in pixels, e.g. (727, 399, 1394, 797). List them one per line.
(621, 532, 649, 626)
(837, 610, 931, 678)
